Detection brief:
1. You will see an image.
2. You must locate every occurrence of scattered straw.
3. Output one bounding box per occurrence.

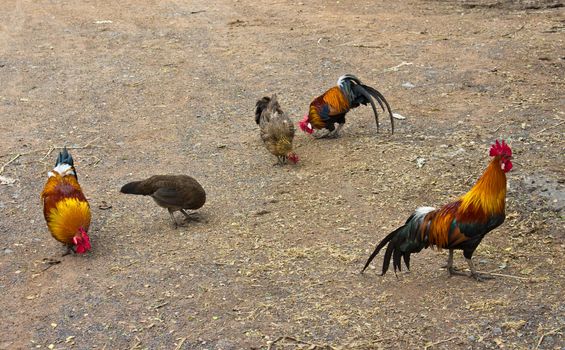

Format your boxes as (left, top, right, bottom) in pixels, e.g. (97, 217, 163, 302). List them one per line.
(0, 138, 103, 174)
(424, 336, 457, 350)
(534, 120, 564, 135)
(535, 325, 564, 349)
(268, 336, 337, 350)
(0, 154, 22, 174)
(174, 338, 186, 350)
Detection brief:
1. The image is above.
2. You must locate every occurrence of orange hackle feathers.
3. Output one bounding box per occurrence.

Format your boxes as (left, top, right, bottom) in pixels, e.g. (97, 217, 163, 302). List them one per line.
(308, 105, 325, 129)
(421, 203, 459, 248)
(321, 87, 350, 114)
(459, 157, 507, 216)
(42, 176, 91, 244)
(308, 87, 350, 129)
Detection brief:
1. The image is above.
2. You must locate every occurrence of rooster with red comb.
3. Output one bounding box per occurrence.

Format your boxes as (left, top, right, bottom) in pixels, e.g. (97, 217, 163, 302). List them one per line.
(362, 140, 513, 281)
(299, 74, 396, 138)
(41, 147, 92, 255)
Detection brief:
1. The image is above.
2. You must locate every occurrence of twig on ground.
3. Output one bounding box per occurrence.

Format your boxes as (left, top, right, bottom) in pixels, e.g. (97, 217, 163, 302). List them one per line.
(501, 24, 525, 38)
(337, 41, 385, 49)
(154, 301, 169, 309)
(0, 154, 22, 174)
(424, 336, 457, 350)
(535, 325, 564, 349)
(0, 139, 104, 174)
(486, 272, 530, 280)
(175, 337, 186, 350)
(41, 258, 62, 272)
(482, 268, 531, 280)
(268, 336, 336, 350)
(316, 37, 327, 49)
(534, 120, 564, 135)
(42, 137, 102, 159)
(384, 61, 413, 72)
(350, 44, 384, 49)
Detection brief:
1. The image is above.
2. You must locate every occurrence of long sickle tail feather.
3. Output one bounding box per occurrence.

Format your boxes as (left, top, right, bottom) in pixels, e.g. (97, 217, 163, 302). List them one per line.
(361, 227, 403, 274)
(352, 84, 382, 132)
(362, 84, 395, 134)
(362, 207, 436, 276)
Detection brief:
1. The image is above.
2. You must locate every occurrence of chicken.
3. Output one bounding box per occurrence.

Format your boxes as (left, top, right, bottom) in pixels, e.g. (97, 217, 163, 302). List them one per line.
(255, 94, 299, 165)
(41, 147, 92, 255)
(120, 175, 206, 228)
(298, 74, 395, 138)
(361, 140, 513, 281)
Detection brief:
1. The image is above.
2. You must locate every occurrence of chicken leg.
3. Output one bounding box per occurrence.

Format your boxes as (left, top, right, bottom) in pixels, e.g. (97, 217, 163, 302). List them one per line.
(445, 249, 470, 278)
(444, 250, 493, 281)
(180, 209, 200, 222)
(313, 129, 331, 139)
(467, 258, 494, 282)
(168, 208, 179, 229)
(327, 123, 344, 138)
(62, 246, 74, 257)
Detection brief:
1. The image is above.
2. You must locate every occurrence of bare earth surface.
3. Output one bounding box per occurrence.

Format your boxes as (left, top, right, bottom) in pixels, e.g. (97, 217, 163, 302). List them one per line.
(1, 0, 564, 349)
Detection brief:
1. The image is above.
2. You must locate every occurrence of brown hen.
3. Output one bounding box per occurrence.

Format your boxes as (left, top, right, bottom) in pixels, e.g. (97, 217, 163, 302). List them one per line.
(255, 94, 299, 165)
(120, 175, 206, 228)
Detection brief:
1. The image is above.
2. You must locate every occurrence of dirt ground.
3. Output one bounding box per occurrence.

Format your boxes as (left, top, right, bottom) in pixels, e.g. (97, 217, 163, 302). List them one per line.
(1, 0, 564, 349)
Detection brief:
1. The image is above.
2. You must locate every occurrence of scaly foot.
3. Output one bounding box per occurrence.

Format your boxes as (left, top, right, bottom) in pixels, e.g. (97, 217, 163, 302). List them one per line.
(470, 272, 494, 282)
(180, 209, 201, 222)
(446, 266, 468, 278)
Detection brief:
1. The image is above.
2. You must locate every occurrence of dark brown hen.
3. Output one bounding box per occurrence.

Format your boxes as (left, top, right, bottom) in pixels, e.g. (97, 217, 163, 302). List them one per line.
(120, 175, 206, 227)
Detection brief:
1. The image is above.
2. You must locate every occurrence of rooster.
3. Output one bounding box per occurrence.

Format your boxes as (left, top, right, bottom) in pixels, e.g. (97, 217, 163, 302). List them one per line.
(120, 175, 206, 228)
(361, 140, 513, 281)
(299, 74, 395, 138)
(255, 94, 299, 165)
(41, 147, 92, 255)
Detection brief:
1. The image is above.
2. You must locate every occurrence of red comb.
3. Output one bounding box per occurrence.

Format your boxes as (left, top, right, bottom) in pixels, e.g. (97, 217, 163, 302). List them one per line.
(298, 115, 314, 134)
(288, 153, 300, 164)
(489, 139, 512, 157)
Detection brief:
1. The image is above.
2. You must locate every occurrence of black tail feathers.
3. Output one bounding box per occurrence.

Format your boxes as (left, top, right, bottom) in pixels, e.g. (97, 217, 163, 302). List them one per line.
(339, 74, 362, 85)
(351, 83, 395, 135)
(361, 225, 414, 275)
(362, 84, 395, 134)
(255, 94, 282, 125)
(361, 227, 401, 274)
(55, 147, 74, 167)
(255, 96, 271, 125)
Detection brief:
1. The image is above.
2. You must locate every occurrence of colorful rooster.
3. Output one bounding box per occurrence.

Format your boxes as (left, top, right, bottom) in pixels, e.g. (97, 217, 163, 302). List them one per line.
(41, 147, 91, 255)
(362, 140, 513, 281)
(255, 94, 299, 165)
(299, 74, 395, 138)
